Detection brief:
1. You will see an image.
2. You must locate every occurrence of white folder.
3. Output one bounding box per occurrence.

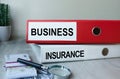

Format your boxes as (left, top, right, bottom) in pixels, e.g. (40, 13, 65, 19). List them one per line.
(30, 44, 120, 63)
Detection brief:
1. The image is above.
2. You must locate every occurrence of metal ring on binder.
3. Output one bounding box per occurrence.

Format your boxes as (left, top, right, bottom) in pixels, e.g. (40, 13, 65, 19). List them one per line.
(92, 27, 101, 36)
(102, 48, 109, 56)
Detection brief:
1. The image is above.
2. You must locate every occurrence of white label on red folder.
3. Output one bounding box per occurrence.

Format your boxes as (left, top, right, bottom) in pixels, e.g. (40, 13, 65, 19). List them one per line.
(28, 22, 77, 41)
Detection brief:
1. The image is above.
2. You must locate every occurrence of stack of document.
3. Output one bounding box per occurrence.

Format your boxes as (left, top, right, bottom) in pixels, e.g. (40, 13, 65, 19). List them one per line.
(4, 54, 37, 79)
(27, 20, 120, 63)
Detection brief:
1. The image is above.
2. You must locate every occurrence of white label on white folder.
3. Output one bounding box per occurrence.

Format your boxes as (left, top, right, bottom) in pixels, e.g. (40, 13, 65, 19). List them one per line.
(28, 22, 77, 41)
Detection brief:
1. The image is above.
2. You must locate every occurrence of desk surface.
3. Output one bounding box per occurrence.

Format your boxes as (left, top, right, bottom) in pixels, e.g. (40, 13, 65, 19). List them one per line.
(0, 39, 120, 79)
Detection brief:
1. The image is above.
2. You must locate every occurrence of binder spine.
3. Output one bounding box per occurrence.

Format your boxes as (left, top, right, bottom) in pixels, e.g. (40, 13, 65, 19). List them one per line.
(31, 44, 120, 63)
(26, 20, 120, 44)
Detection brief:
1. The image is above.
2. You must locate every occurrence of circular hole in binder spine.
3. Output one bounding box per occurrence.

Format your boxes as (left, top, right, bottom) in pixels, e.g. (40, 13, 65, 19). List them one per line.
(92, 27, 101, 36)
(102, 48, 109, 56)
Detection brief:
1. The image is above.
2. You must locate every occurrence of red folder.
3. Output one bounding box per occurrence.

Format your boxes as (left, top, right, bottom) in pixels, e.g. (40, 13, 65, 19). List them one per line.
(26, 20, 120, 44)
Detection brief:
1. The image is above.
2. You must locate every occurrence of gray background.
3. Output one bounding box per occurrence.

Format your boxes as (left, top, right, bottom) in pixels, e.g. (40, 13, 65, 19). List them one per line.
(1, 0, 120, 39)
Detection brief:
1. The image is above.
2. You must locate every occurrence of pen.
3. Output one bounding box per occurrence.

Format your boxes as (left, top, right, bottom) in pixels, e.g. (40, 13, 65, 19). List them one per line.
(17, 58, 43, 69)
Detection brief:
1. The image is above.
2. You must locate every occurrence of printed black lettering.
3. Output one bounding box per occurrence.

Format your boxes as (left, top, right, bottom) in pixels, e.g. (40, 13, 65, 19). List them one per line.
(76, 50, 80, 57)
(46, 50, 85, 60)
(68, 28, 73, 36)
(31, 28, 36, 35)
(80, 50, 84, 57)
(52, 52, 57, 59)
(31, 27, 74, 36)
(57, 28, 62, 36)
(37, 28, 42, 36)
(43, 28, 48, 36)
(46, 52, 52, 59)
(51, 28, 57, 36)
(61, 51, 65, 58)
(56, 51, 61, 59)
(70, 51, 76, 57)
(63, 28, 68, 36)
(65, 51, 71, 58)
